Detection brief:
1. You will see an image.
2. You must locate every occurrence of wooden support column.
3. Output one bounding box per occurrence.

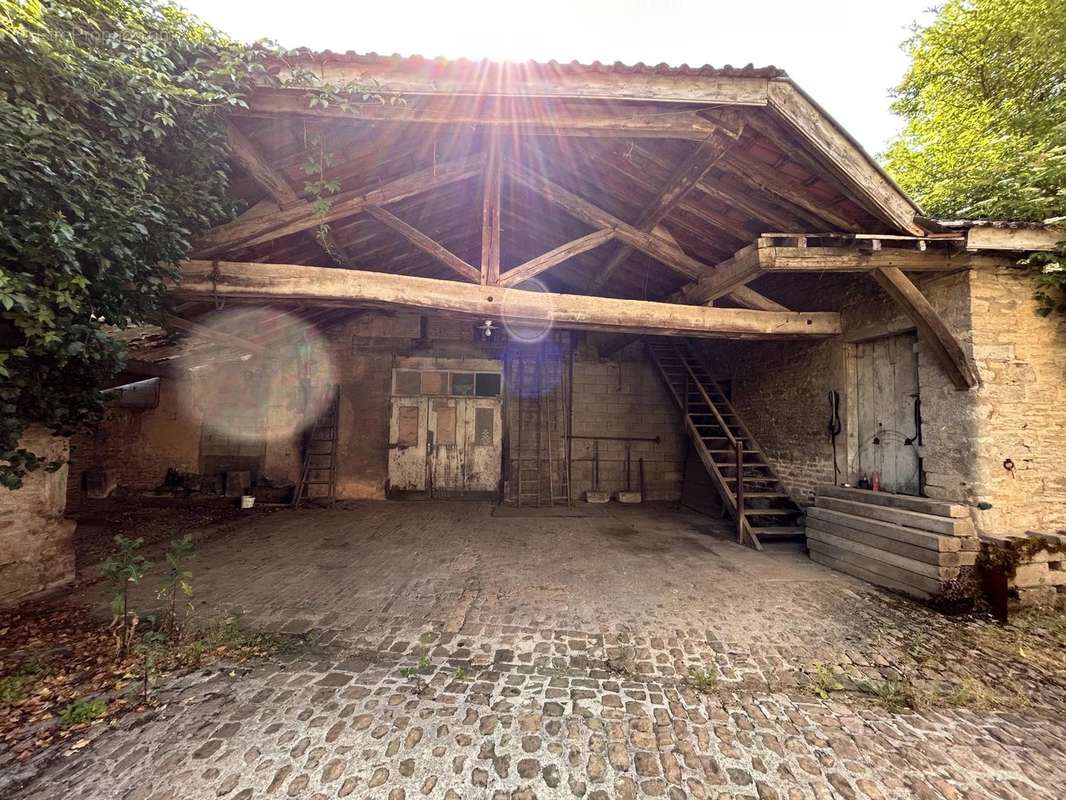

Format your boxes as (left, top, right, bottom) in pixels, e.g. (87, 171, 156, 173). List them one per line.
(481, 140, 502, 286)
(871, 267, 977, 390)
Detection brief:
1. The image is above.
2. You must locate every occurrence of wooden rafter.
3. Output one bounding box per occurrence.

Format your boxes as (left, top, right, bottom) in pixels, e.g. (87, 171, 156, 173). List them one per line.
(871, 268, 977, 390)
(499, 229, 616, 288)
(176, 260, 842, 339)
(164, 314, 265, 354)
(195, 154, 485, 258)
(507, 159, 713, 280)
(225, 122, 350, 263)
(365, 205, 481, 283)
(588, 133, 737, 292)
(765, 82, 923, 236)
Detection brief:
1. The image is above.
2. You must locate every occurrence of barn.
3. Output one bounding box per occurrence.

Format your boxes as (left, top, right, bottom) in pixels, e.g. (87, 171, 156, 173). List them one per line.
(5, 53, 1065, 607)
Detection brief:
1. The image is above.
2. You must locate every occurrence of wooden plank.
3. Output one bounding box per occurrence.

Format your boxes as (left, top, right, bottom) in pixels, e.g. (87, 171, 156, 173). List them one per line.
(589, 134, 736, 292)
(507, 160, 716, 281)
(759, 245, 965, 272)
(499, 229, 615, 287)
(807, 529, 960, 580)
(809, 548, 934, 599)
(815, 495, 975, 536)
(480, 145, 502, 286)
(816, 485, 968, 518)
(807, 507, 962, 551)
(366, 206, 481, 283)
(243, 89, 733, 140)
(255, 61, 772, 104)
(176, 260, 843, 339)
(871, 267, 977, 390)
(766, 81, 923, 235)
(806, 521, 966, 565)
(194, 154, 484, 258)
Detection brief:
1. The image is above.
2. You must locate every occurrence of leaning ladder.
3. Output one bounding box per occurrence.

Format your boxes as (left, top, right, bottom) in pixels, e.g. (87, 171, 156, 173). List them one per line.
(292, 387, 339, 507)
(514, 349, 570, 507)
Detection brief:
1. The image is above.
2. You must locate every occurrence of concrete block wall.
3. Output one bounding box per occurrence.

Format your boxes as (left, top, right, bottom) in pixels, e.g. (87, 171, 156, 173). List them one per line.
(568, 337, 685, 501)
(1, 427, 75, 606)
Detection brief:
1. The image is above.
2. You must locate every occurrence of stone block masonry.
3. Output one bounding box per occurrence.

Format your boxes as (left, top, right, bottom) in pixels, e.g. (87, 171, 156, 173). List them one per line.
(1, 427, 75, 606)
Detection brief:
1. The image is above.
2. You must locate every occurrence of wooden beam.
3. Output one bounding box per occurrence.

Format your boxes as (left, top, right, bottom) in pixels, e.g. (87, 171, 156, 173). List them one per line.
(251, 61, 772, 104)
(676, 244, 765, 305)
(365, 205, 481, 283)
(765, 81, 923, 235)
(499, 229, 616, 288)
(871, 267, 977, 390)
(677, 239, 971, 307)
(176, 260, 842, 340)
(194, 154, 484, 258)
(225, 122, 349, 263)
(480, 144, 502, 285)
(226, 121, 300, 207)
(507, 160, 714, 281)
(588, 133, 736, 292)
(242, 90, 730, 140)
(727, 285, 789, 312)
(964, 225, 1066, 252)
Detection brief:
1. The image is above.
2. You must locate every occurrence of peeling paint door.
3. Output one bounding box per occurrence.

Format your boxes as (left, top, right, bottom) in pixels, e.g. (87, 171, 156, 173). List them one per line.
(387, 398, 427, 492)
(388, 363, 502, 496)
(854, 332, 922, 494)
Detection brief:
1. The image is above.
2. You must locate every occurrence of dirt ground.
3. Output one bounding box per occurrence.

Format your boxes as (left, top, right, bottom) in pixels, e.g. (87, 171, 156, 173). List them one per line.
(4, 500, 1065, 799)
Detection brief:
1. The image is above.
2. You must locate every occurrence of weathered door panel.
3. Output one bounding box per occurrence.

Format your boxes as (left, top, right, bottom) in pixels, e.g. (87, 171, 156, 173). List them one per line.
(854, 332, 921, 495)
(463, 399, 502, 492)
(388, 398, 426, 491)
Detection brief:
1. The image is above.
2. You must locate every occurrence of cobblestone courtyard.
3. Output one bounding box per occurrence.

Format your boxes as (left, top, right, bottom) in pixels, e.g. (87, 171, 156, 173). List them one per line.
(9, 502, 1066, 799)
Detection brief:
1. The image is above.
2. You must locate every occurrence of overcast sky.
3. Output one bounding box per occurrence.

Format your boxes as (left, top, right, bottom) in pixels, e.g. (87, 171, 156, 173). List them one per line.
(179, 0, 937, 156)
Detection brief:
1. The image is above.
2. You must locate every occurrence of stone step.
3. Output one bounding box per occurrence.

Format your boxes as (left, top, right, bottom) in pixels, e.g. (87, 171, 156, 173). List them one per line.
(809, 548, 934, 601)
(806, 507, 963, 552)
(807, 530, 961, 581)
(817, 485, 968, 519)
(814, 496, 974, 537)
(806, 520, 976, 567)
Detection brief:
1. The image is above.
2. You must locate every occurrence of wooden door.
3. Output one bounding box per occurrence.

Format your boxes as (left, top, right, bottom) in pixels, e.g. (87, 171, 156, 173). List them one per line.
(462, 398, 502, 493)
(854, 332, 922, 495)
(388, 398, 427, 492)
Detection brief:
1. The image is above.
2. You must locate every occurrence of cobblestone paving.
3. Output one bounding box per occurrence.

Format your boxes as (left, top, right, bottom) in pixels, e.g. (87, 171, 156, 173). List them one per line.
(9, 502, 1066, 799)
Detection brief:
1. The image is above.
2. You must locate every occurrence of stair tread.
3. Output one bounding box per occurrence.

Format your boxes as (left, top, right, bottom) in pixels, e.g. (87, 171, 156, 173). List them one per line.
(750, 526, 806, 535)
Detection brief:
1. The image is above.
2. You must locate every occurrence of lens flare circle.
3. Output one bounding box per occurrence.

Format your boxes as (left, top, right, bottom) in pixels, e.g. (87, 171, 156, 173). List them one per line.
(500, 277, 555, 343)
(175, 307, 337, 450)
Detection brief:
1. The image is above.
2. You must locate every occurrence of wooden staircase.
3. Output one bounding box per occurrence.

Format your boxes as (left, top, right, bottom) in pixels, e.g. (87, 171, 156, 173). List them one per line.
(646, 338, 805, 550)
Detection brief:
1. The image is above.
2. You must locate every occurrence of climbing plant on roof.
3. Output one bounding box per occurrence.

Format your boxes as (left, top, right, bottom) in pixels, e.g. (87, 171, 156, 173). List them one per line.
(0, 0, 271, 489)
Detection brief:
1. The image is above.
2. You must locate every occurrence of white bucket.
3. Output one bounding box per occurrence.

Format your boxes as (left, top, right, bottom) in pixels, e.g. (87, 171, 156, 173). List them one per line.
(240, 495, 255, 510)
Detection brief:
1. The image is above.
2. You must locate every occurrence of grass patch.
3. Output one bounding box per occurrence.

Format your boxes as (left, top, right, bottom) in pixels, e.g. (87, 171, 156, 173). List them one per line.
(58, 698, 107, 728)
(688, 665, 719, 693)
(858, 678, 914, 712)
(809, 662, 844, 699)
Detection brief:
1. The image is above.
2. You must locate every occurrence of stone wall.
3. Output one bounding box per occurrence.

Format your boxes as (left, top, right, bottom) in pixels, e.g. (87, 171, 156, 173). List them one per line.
(1, 428, 75, 606)
(697, 263, 1065, 537)
(68, 377, 204, 508)
(968, 266, 1066, 534)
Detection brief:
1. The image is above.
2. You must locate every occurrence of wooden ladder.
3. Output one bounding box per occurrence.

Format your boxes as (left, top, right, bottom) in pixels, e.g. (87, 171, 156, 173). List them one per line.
(292, 387, 339, 507)
(513, 347, 570, 507)
(646, 338, 805, 550)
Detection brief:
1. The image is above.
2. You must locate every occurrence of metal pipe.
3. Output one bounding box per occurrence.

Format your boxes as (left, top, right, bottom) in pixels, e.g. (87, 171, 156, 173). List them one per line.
(567, 434, 660, 443)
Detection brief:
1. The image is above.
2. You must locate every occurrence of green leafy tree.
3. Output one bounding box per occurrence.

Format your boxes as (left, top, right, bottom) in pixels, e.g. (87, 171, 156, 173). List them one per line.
(884, 0, 1066, 221)
(0, 0, 269, 488)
